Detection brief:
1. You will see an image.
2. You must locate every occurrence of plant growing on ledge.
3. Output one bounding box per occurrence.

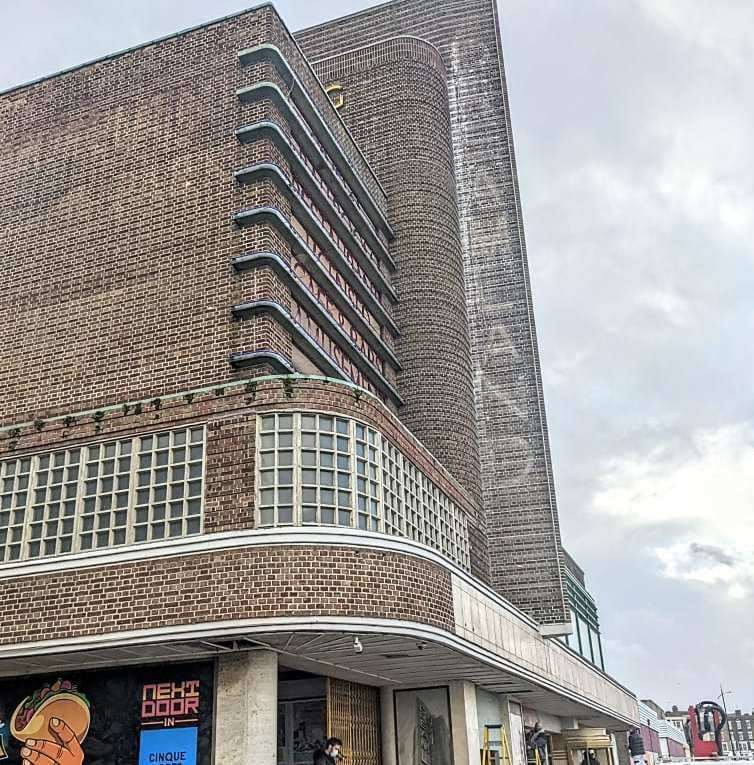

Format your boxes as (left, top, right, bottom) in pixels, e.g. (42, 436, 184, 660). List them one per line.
(7, 427, 21, 440)
(282, 378, 295, 399)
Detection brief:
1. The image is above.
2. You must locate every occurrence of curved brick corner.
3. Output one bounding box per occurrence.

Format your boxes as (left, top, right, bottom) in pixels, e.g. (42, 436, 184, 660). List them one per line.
(0, 545, 454, 647)
(311, 39, 481, 505)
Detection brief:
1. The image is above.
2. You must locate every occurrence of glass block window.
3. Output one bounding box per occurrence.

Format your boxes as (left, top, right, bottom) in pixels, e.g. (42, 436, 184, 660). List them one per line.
(78, 439, 131, 553)
(300, 413, 353, 527)
(255, 412, 470, 570)
(0, 426, 205, 565)
(258, 414, 295, 527)
(354, 423, 379, 531)
(0, 457, 32, 562)
(381, 441, 404, 537)
(133, 427, 204, 543)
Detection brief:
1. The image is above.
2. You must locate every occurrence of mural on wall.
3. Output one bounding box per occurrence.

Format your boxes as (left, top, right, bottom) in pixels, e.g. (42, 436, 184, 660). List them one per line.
(8, 679, 91, 765)
(0, 663, 213, 765)
(395, 688, 453, 765)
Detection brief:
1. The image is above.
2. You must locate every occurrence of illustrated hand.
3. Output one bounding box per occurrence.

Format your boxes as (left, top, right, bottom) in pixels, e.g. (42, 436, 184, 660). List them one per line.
(20, 718, 84, 765)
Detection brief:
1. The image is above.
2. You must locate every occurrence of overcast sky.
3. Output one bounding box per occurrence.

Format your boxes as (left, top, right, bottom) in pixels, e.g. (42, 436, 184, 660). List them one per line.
(2, 0, 752, 712)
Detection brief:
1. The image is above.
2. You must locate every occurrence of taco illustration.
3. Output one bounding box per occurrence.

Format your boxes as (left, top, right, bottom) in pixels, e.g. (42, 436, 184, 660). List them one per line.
(10, 679, 90, 744)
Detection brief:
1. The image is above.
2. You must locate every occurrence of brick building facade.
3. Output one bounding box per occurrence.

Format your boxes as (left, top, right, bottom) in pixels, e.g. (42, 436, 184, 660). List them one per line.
(0, 3, 636, 765)
(722, 709, 754, 755)
(297, 0, 569, 629)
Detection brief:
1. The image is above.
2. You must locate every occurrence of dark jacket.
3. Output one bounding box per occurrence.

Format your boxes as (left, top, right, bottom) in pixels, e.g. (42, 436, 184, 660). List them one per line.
(313, 750, 337, 765)
(628, 731, 646, 757)
(528, 729, 548, 755)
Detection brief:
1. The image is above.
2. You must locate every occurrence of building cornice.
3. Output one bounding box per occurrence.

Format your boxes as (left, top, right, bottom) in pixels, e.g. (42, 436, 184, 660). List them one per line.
(0, 527, 638, 727)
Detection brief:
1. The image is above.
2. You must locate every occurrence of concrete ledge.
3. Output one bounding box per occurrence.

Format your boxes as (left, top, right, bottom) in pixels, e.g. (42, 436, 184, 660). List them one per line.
(237, 43, 394, 240)
(234, 161, 396, 300)
(235, 120, 393, 268)
(230, 299, 403, 404)
(231, 250, 400, 368)
(227, 349, 295, 374)
(539, 622, 573, 639)
(233, 205, 397, 334)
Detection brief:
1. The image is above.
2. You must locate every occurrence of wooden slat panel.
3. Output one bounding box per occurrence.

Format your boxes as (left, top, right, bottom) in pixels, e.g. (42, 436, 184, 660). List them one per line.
(327, 678, 381, 765)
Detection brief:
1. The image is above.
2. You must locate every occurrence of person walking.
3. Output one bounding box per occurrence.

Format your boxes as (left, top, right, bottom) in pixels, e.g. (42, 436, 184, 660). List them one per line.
(314, 737, 343, 765)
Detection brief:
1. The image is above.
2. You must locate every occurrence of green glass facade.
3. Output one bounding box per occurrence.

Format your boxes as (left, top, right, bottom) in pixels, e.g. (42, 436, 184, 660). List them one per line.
(561, 551, 605, 671)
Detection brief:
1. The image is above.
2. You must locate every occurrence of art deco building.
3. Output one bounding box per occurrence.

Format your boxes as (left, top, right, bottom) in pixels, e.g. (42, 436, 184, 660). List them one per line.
(0, 3, 638, 765)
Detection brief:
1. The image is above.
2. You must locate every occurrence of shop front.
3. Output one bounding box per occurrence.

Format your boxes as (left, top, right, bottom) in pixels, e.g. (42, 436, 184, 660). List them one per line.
(0, 662, 214, 765)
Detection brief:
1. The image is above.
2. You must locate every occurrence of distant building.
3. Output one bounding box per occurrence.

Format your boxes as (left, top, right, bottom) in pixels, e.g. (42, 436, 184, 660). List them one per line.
(560, 550, 605, 670)
(664, 706, 688, 735)
(723, 709, 754, 755)
(638, 700, 689, 762)
(666, 704, 754, 757)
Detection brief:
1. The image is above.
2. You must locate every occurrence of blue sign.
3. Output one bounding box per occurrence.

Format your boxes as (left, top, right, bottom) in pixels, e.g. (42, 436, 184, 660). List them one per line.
(139, 727, 198, 765)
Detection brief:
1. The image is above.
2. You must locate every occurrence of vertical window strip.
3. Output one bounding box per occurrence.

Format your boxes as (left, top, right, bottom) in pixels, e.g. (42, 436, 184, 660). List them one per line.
(133, 427, 205, 544)
(0, 456, 31, 562)
(255, 413, 471, 570)
(300, 413, 353, 528)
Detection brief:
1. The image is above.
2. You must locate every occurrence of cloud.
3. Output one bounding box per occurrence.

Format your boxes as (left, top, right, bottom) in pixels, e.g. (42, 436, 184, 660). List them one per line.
(656, 543, 754, 601)
(495, 0, 754, 708)
(687, 543, 735, 568)
(637, 0, 754, 69)
(591, 423, 754, 597)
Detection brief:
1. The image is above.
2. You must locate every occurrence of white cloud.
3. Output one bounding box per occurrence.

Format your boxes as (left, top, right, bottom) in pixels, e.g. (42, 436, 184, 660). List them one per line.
(638, 289, 692, 327)
(592, 423, 754, 596)
(637, 0, 754, 68)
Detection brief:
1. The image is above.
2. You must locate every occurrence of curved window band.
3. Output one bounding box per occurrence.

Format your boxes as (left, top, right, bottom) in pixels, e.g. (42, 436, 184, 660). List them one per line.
(256, 411, 471, 571)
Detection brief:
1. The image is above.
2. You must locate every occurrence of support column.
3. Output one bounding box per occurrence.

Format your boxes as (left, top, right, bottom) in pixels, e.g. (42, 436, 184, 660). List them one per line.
(380, 687, 397, 765)
(500, 697, 527, 765)
(450, 681, 480, 765)
(614, 733, 631, 765)
(215, 649, 278, 765)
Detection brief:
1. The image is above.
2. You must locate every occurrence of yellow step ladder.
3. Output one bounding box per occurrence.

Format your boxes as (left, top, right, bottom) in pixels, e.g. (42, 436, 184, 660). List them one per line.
(482, 724, 514, 765)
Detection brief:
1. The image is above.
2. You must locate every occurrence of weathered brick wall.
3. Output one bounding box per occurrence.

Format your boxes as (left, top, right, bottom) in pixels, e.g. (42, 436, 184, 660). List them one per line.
(0, 6, 390, 428)
(0, 545, 454, 646)
(297, 0, 569, 625)
(311, 39, 481, 514)
(0, 8, 253, 422)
